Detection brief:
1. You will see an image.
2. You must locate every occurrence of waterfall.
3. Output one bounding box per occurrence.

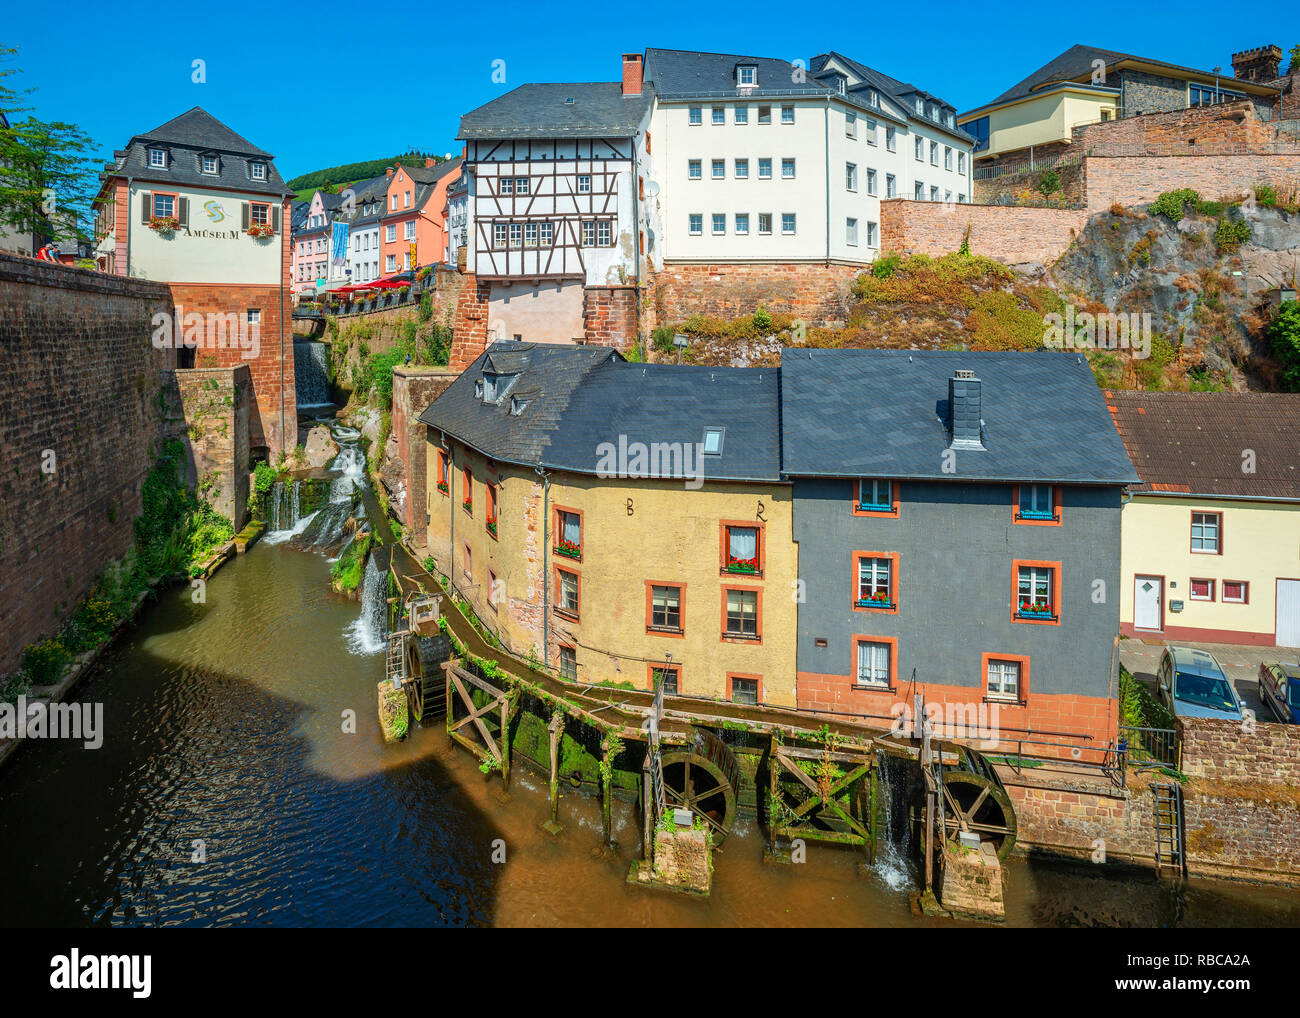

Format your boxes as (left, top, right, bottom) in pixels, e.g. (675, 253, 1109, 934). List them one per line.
(874, 754, 916, 890)
(290, 481, 301, 527)
(271, 481, 283, 531)
(345, 554, 386, 655)
(290, 499, 361, 552)
(330, 445, 367, 502)
(294, 341, 331, 408)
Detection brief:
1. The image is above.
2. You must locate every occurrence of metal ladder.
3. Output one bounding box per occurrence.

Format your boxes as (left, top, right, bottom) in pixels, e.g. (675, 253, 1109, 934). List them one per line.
(1152, 781, 1187, 879)
(648, 671, 666, 822)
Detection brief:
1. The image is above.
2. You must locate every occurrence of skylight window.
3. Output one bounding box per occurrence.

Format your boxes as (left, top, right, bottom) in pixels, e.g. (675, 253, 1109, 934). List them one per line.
(702, 428, 724, 456)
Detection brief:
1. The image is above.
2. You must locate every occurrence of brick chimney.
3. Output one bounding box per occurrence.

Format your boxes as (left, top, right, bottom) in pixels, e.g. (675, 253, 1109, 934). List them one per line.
(386, 166, 395, 178)
(425, 157, 436, 168)
(622, 53, 643, 96)
(1231, 45, 1282, 82)
(947, 369, 985, 449)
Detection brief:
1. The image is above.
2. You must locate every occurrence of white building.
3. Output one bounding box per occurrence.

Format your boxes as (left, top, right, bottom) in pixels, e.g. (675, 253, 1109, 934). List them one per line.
(643, 48, 974, 266)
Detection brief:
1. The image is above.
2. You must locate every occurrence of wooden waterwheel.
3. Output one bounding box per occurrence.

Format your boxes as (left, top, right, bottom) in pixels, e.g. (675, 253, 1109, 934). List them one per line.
(660, 730, 741, 844)
(403, 633, 450, 724)
(939, 770, 1017, 860)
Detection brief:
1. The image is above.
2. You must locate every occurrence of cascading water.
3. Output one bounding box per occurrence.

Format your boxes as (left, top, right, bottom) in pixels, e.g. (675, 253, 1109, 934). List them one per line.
(344, 554, 386, 655)
(271, 481, 283, 531)
(294, 341, 332, 408)
(874, 753, 917, 890)
(330, 446, 367, 502)
(265, 480, 317, 546)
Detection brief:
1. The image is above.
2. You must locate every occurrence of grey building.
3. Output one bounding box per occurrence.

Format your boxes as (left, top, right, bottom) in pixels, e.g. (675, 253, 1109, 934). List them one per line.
(781, 349, 1139, 749)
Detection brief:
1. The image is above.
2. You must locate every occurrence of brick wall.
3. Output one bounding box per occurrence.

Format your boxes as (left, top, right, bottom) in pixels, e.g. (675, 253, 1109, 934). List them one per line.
(169, 282, 294, 456)
(648, 261, 861, 329)
(582, 284, 638, 350)
(879, 199, 1092, 266)
(0, 254, 174, 675)
(160, 365, 251, 528)
(449, 272, 490, 371)
(1178, 716, 1300, 784)
(1072, 99, 1281, 153)
(973, 159, 1086, 207)
(392, 367, 457, 545)
(1083, 153, 1300, 211)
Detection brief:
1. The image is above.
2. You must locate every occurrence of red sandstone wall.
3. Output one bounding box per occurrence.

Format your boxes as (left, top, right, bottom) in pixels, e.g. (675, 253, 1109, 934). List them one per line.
(1178, 716, 1300, 784)
(0, 255, 174, 675)
(1072, 99, 1281, 154)
(582, 284, 638, 350)
(879, 199, 1091, 266)
(391, 367, 457, 544)
(168, 281, 294, 457)
(1083, 154, 1300, 211)
(648, 261, 861, 328)
(449, 272, 490, 371)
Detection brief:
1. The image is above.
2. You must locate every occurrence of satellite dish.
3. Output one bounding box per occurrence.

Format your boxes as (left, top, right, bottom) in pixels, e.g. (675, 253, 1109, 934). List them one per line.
(645, 181, 660, 198)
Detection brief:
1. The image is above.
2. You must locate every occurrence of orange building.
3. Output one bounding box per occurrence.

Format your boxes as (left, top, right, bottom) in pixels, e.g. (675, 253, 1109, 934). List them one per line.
(379, 157, 462, 275)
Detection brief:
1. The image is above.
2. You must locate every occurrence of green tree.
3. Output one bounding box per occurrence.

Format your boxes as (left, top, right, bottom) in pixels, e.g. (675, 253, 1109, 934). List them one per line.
(0, 48, 99, 244)
(1269, 299, 1300, 391)
(1289, 43, 1300, 75)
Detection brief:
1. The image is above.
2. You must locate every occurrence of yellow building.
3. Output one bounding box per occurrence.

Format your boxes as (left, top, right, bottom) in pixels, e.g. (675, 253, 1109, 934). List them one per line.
(1109, 391, 1300, 648)
(419, 343, 797, 704)
(959, 43, 1280, 165)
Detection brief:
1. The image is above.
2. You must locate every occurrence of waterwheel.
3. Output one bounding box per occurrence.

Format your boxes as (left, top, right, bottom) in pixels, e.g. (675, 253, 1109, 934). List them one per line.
(403, 633, 450, 724)
(939, 770, 1017, 860)
(660, 730, 741, 844)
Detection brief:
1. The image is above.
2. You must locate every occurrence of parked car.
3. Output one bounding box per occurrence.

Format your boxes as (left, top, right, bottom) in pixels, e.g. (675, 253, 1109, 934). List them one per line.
(1258, 662, 1300, 724)
(1156, 645, 1243, 721)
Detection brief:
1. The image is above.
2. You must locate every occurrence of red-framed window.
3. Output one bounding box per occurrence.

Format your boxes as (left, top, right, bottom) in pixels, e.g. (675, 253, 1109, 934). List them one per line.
(720, 520, 764, 576)
(648, 662, 680, 696)
(727, 673, 762, 705)
(852, 635, 897, 689)
(645, 581, 685, 637)
(554, 565, 581, 621)
(1222, 579, 1248, 604)
(1191, 511, 1222, 554)
(982, 652, 1029, 704)
(721, 586, 762, 643)
(461, 466, 473, 515)
(436, 449, 449, 494)
(554, 505, 582, 561)
(1013, 559, 1061, 625)
(1012, 484, 1062, 526)
(852, 551, 899, 613)
(486, 483, 498, 539)
(853, 478, 899, 517)
(1189, 577, 1216, 601)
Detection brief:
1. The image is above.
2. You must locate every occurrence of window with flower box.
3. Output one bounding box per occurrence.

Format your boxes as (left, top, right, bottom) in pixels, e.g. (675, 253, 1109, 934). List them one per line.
(1014, 561, 1060, 623)
(855, 478, 897, 515)
(461, 466, 473, 515)
(721, 522, 762, 576)
(1014, 484, 1060, 524)
(647, 583, 683, 635)
(723, 588, 760, 641)
(555, 568, 580, 620)
(485, 484, 498, 539)
(554, 507, 582, 560)
(436, 449, 449, 495)
(854, 553, 897, 611)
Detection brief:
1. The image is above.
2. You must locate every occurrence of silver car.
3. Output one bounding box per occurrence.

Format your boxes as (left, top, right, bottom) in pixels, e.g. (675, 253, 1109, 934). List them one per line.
(1156, 645, 1243, 721)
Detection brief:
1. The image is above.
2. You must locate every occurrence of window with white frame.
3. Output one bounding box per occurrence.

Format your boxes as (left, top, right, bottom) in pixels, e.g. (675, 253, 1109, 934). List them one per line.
(856, 557, 893, 607)
(152, 193, 175, 218)
(540, 221, 554, 246)
(930, 141, 939, 165)
(1018, 485, 1055, 520)
(251, 162, 266, 180)
(846, 217, 858, 246)
(711, 213, 726, 235)
(987, 659, 1020, 700)
(930, 185, 940, 201)
(735, 213, 749, 235)
(1016, 565, 1055, 617)
(524, 222, 538, 247)
(866, 168, 877, 195)
(597, 220, 611, 246)
(385, 254, 396, 272)
(734, 158, 748, 179)
(781, 105, 794, 124)
(689, 213, 703, 236)
(914, 181, 924, 200)
(886, 173, 896, 198)
(202, 154, 217, 174)
(385, 223, 396, 242)
(846, 162, 857, 191)
(758, 105, 772, 124)
(915, 137, 924, 161)
(758, 158, 772, 179)
(493, 223, 508, 248)
(846, 111, 857, 138)
(515, 177, 529, 195)
(500, 177, 514, 196)
(856, 640, 891, 687)
(403, 220, 415, 240)
(1223, 580, 1248, 603)
(886, 126, 896, 151)
(865, 119, 877, 145)
(688, 159, 702, 179)
(712, 106, 725, 125)
(944, 146, 953, 170)
(689, 106, 702, 125)
(581, 221, 597, 247)
(734, 105, 748, 124)
(958, 152, 966, 174)
(867, 220, 878, 247)
(781, 158, 795, 179)
(1192, 512, 1221, 552)
(712, 159, 725, 179)
(509, 222, 522, 248)
(738, 65, 756, 86)
(148, 148, 166, 168)
(781, 213, 796, 234)
(1190, 578, 1215, 600)
(577, 174, 591, 193)
(403, 190, 411, 207)
(758, 213, 772, 235)
(858, 478, 892, 510)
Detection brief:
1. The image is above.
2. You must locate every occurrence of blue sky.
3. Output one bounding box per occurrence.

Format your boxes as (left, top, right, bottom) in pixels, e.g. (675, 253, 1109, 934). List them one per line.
(4, 2, 1293, 183)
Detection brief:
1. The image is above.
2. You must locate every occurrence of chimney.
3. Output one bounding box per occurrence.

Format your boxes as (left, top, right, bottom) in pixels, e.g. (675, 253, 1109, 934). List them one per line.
(622, 53, 643, 96)
(947, 369, 985, 449)
(386, 166, 395, 178)
(425, 157, 436, 168)
(1231, 45, 1282, 82)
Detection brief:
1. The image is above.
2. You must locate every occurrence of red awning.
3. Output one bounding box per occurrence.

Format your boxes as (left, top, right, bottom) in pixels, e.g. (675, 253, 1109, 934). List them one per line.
(368, 279, 406, 289)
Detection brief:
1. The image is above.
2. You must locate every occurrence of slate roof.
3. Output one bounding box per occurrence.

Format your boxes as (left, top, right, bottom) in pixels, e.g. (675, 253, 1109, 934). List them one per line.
(105, 107, 288, 197)
(1105, 390, 1300, 499)
(780, 349, 1138, 484)
(811, 51, 971, 141)
(643, 48, 831, 97)
(417, 342, 783, 482)
(458, 84, 652, 140)
(974, 43, 1280, 111)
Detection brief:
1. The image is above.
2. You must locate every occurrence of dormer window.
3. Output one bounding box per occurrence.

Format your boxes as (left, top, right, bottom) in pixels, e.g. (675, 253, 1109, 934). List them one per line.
(835, 75, 847, 95)
(737, 64, 757, 87)
(201, 154, 218, 174)
(509, 396, 528, 416)
(148, 148, 166, 168)
(564, 96, 575, 104)
(250, 161, 267, 181)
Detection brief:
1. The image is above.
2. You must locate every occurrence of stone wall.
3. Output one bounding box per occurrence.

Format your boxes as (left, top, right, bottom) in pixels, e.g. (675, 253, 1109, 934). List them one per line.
(647, 261, 861, 329)
(160, 366, 251, 528)
(449, 272, 490, 371)
(973, 159, 1086, 208)
(1083, 154, 1300, 211)
(391, 367, 457, 546)
(1072, 99, 1282, 154)
(0, 254, 174, 676)
(1178, 716, 1300, 784)
(582, 284, 638, 350)
(879, 199, 1092, 268)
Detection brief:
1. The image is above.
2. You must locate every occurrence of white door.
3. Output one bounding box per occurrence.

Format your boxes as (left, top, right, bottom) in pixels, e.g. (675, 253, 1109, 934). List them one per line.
(1278, 579, 1300, 647)
(1134, 575, 1162, 631)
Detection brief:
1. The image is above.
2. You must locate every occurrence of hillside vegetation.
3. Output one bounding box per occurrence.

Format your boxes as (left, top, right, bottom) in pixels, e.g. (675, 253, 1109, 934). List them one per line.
(287, 151, 447, 200)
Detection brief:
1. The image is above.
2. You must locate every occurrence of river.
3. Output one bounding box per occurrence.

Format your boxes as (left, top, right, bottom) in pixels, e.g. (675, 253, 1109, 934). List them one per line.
(2, 539, 1299, 927)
